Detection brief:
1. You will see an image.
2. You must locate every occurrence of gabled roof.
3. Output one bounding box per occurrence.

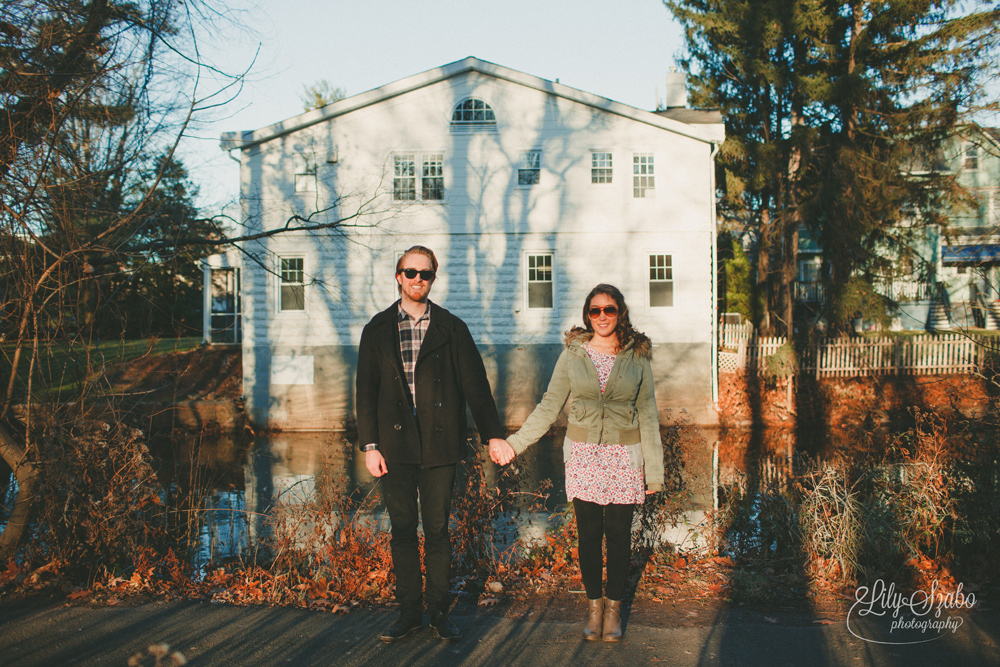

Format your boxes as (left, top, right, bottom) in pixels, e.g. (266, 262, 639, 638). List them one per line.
(220, 57, 725, 151)
(979, 126, 1000, 147)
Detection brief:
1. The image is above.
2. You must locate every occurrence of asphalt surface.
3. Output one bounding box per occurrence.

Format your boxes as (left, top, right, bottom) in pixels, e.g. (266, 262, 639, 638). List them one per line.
(1, 597, 998, 667)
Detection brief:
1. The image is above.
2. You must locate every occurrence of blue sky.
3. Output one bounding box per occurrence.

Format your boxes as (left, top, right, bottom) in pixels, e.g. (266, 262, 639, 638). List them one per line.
(177, 0, 686, 211)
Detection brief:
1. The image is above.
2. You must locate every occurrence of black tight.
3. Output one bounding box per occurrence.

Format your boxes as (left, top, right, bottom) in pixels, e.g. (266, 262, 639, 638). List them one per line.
(573, 498, 635, 601)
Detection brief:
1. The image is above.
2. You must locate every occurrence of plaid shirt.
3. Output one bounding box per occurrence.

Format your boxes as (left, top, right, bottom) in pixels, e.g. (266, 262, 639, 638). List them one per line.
(397, 301, 432, 408)
(363, 302, 432, 453)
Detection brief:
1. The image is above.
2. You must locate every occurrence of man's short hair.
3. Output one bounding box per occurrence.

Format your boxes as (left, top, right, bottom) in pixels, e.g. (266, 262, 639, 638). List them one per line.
(396, 246, 439, 274)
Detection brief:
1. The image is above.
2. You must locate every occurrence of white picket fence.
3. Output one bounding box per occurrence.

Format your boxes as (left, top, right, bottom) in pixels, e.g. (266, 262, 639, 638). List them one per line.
(719, 323, 1000, 377)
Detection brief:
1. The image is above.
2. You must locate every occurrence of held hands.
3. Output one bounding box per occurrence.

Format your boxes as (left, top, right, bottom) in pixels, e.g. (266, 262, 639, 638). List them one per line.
(488, 438, 516, 466)
(365, 449, 389, 477)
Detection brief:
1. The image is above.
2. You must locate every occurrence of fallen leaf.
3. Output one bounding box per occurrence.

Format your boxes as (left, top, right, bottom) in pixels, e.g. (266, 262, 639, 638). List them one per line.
(67, 589, 92, 600)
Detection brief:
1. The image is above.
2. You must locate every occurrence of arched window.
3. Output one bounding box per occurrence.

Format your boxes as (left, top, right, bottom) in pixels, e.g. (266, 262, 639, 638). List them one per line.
(450, 98, 497, 132)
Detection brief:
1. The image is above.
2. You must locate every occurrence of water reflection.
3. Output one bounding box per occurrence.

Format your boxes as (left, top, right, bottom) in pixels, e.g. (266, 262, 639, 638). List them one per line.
(159, 428, 733, 567)
(1, 425, 838, 565)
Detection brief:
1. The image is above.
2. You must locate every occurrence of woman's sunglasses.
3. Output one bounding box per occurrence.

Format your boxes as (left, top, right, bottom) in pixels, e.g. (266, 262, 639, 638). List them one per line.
(399, 268, 436, 280)
(588, 306, 618, 318)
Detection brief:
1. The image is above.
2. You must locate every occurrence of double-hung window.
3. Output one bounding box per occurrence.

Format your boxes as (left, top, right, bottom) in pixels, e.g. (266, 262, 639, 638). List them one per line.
(518, 150, 541, 186)
(633, 153, 655, 197)
(279, 257, 305, 312)
(422, 154, 444, 200)
(648, 254, 673, 307)
(393, 155, 416, 200)
(591, 152, 612, 184)
(394, 153, 444, 201)
(526, 253, 554, 309)
(964, 142, 980, 171)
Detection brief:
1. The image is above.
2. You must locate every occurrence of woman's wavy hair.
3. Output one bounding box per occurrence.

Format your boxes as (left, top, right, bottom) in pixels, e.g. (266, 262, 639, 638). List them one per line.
(581, 283, 641, 350)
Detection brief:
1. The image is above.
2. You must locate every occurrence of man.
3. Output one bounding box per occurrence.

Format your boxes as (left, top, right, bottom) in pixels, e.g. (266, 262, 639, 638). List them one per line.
(356, 245, 508, 643)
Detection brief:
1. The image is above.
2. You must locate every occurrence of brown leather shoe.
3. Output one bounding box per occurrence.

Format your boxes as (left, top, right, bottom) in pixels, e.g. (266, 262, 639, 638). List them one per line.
(602, 599, 622, 642)
(583, 597, 604, 641)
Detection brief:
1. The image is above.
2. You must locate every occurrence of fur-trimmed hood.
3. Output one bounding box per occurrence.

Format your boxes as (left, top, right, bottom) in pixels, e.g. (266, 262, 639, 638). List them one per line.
(564, 327, 652, 359)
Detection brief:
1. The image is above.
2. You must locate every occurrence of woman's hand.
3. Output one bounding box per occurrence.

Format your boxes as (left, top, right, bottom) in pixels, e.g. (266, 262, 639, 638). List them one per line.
(645, 489, 657, 496)
(488, 438, 516, 465)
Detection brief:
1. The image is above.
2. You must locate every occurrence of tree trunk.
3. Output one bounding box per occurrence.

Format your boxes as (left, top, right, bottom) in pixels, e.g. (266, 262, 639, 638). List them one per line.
(758, 208, 773, 334)
(0, 422, 37, 560)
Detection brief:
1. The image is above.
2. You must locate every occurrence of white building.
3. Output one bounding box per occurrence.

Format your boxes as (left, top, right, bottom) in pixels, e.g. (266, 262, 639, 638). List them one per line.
(215, 57, 724, 431)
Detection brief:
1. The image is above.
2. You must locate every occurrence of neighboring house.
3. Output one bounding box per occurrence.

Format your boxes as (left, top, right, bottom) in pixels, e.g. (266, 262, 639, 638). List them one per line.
(211, 57, 724, 431)
(794, 125, 1000, 332)
(938, 126, 1000, 329)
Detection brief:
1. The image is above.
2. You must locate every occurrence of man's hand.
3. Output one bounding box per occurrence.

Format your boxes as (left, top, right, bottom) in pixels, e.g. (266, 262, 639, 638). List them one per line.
(365, 449, 388, 477)
(488, 438, 516, 465)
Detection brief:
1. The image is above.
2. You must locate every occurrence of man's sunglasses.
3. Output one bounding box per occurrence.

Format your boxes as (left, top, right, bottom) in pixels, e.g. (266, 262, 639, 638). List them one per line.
(399, 268, 436, 280)
(588, 306, 618, 318)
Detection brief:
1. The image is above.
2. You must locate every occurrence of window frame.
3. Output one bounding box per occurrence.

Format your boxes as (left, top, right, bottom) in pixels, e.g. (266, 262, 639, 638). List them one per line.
(517, 150, 541, 188)
(294, 172, 317, 193)
(633, 153, 655, 198)
(392, 154, 416, 201)
(421, 153, 445, 200)
(524, 251, 555, 311)
(277, 256, 307, 314)
(648, 252, 674, 308)
(392, 152, 445, 202)
(591, 151, 613, 184)
(963, 141, 980, 171)
(294, 154, 318, 194)
(450, 98, 498, 133)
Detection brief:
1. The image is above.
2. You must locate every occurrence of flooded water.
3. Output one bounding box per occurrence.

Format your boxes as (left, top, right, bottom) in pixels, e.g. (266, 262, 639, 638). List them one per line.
(148, 426, 814, 568)
(0, 425, 848, 568)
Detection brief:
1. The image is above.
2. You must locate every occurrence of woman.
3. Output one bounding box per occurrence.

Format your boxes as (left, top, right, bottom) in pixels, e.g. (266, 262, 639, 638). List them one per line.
(490, 284, 664, 642)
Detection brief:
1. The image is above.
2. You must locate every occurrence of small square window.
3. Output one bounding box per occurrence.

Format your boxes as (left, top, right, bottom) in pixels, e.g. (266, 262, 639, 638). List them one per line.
(393, 155, 416, 200)
(518, 151, 541, 186)
(526, 253, 553, 309)
(633, 154, 655, 198)
(280, 257, 305, 311)
(294, 173, 316, 193)
(592, 152, 612, 184)
(649, 254, 673, 307)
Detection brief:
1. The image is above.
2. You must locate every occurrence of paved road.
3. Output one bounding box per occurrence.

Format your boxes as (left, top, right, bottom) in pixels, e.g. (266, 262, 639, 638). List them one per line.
(1, 598, 997, 666)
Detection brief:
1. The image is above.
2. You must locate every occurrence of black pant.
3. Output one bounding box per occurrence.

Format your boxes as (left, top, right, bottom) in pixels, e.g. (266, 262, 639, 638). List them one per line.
(381, 463, 457, 616)
(573, 498, 635, 601)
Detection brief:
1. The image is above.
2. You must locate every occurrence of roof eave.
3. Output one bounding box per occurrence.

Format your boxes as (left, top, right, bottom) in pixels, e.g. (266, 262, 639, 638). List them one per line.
(219, 57, 725, 152)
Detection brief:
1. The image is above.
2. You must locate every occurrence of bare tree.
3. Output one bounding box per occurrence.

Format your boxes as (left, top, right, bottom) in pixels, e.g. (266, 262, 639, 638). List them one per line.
(0, 2, 404, 563)
(0, 0, 249, 561)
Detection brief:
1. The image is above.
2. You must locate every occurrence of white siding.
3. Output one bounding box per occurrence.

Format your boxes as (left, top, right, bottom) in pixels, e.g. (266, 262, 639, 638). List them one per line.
(228, 61, 722, 428)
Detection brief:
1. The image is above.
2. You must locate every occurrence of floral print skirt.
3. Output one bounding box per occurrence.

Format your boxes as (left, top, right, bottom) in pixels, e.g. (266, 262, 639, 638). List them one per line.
(565, 440, 646, 505)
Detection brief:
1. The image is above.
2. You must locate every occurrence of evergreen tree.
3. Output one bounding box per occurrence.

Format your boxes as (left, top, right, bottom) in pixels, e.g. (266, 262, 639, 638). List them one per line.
(666, 0, 1000, 333)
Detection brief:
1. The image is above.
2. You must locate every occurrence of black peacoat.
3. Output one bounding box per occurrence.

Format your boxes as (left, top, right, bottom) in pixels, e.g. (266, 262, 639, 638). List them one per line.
(355, 301, 505, 467)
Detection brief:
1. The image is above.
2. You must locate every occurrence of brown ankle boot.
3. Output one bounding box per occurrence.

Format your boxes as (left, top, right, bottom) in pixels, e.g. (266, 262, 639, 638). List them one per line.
(602, 598, 622, 642)
(583, 597, 604, 640)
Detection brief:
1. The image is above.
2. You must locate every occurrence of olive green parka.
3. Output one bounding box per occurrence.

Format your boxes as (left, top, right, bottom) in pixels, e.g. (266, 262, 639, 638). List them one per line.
(506, 328, 664, 492)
